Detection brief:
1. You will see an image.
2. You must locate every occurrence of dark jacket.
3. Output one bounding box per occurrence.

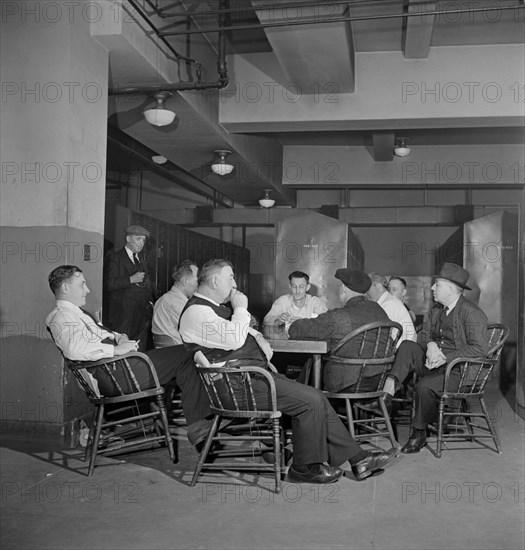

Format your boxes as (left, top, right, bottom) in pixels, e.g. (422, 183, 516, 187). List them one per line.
(103, 247, 153, 339)
(418, 295, 489, 361)
(288, 296, 390, 392)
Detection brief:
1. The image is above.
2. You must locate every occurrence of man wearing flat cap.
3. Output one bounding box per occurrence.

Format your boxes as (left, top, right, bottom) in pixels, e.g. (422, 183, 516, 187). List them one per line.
(104, 225, 154, 351)
(288, 268, 391, 393)
(365, 262, 489, 453)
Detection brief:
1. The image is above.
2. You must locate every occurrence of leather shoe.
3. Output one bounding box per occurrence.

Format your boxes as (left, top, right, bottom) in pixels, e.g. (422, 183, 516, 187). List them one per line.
(401, 431, 427, 454)
(351, 447, 397, 481)
(287, 463, 343, 484)
(359, 393, 393, 416)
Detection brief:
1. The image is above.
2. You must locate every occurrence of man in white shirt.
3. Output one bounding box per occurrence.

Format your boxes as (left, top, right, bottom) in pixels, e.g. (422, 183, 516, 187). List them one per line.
(263, 271, 328, 329)
(179, 259, 397, 485)
(367, 272, 417, 346)
(46, 265, 212, 447)
(152, 260, 199, 347)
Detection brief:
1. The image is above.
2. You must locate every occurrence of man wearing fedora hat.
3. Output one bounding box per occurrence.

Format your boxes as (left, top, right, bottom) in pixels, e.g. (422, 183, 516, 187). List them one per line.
(366, 262, 489, 453)
(104, 225, 154, 351)
(288, 268, 393, 393)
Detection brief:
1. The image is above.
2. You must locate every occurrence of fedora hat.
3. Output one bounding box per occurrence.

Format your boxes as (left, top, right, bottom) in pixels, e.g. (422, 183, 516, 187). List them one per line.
(434, 262, 471, 290)
(335, 268, 372, 294)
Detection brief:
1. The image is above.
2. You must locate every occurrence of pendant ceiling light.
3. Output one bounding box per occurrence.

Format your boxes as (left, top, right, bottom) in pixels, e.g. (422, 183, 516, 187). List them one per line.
(394, 137, 411, 157)
(259, 190, 275, 208)
(211, 150, 234, 176)
(144, 91, 176, 127)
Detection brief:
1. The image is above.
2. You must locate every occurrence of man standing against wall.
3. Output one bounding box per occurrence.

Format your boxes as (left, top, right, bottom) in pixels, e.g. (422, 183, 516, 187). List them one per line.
(104, 225, 154, 351)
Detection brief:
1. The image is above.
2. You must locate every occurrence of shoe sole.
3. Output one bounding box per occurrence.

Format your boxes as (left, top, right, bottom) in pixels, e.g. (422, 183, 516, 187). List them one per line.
(287, 471, 343, 484)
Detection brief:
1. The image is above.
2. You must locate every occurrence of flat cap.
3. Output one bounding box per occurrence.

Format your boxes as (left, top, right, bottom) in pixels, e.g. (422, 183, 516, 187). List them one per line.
(335, 268, 372, 294)
(126, 224, 150, 237)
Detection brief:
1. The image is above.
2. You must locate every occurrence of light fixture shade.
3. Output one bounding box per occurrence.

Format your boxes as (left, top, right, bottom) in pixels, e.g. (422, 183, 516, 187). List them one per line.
(152, 155, 168, 164)
(144, 108, 176, 127)
(394, 138, 411, 157)
(259, 190, 275, 208)
(144, 91, 176, 127)
(211, 150, 234, 176)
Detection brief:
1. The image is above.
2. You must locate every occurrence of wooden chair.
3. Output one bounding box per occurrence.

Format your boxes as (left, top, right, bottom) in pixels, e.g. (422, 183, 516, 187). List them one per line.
(431, 323, 509, 457)
(190, 352, 285, 493)
(323, 321, 403, 449)
(49, 331, 175, 475)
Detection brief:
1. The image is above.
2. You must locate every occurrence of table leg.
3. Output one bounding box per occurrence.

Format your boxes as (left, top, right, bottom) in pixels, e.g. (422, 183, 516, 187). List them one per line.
(312, 354, 322, 389)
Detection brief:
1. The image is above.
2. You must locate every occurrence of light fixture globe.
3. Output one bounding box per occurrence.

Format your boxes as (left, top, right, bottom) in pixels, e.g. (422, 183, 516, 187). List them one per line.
(211, 150, 234, 176)
(394, 138, 411, 157)
(144, 91, 176, 127)
(152, 155, 168, 164)
(259, 190, 275, 208)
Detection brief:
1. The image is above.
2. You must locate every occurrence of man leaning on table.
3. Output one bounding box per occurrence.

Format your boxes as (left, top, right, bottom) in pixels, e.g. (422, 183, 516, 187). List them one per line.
(178, 259, 399, 485)
(288, 268, 392, 393)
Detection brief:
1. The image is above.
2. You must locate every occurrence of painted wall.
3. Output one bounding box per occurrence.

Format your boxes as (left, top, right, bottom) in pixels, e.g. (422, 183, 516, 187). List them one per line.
(0, 4, 109, 433)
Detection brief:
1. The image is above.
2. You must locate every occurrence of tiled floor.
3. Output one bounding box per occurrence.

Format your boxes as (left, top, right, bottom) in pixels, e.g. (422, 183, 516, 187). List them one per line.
(1, 380, 524, 550)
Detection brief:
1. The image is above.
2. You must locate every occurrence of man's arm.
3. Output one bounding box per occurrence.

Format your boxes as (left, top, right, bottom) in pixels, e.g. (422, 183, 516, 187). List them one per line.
(446, 303, 489, 361)
(104, 251, 134, 292)
(288, 310, 338, 341)
(262, 296, 287, 326)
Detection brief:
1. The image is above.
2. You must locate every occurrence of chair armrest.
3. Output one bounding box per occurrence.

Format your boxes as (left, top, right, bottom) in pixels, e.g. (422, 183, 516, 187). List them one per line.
(443, 356, 496, 391)
(66, 352, 161, 389)
(195, 364, 279, 412)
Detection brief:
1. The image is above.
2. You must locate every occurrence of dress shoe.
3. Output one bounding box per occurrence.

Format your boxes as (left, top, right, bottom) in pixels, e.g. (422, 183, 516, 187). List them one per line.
(401, 431, 427, 454)
(351, 447, 397, 481)
(287, 463, 343, 484)
(359, 393, 393, 416)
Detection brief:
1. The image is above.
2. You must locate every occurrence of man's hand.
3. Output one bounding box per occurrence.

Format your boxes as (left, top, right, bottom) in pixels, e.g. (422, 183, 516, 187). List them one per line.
(425, 342, 447, 370)
(114, 333, 130, 345)
(114, 341, 139, 355)
(130, 272, 146, 284)
(230, 289, 248, 309)
(254, 333, 274, 361)
(276, 312, 291, 325)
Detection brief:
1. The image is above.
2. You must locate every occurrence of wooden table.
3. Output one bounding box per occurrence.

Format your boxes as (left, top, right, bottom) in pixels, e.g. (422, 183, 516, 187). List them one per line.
(262, 326, 329, 389)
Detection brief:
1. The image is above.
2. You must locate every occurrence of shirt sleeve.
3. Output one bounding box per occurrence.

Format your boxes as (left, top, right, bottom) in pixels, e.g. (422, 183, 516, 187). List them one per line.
(179, 304, 251, 350)
(262, 296, 288, 326)
(47, 309, 116, 361)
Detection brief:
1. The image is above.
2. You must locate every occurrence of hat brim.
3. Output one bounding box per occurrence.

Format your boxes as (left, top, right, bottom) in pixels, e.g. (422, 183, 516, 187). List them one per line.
(434, 275, 471, 291)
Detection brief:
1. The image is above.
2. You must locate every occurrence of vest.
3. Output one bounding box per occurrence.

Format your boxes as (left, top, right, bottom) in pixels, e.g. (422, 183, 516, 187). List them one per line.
(179, 295, 267, 367)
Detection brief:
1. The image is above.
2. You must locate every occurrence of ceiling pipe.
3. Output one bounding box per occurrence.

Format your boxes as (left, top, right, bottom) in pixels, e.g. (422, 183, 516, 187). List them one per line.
(160, 4, 523, 36)
(109, 0, 229, 95)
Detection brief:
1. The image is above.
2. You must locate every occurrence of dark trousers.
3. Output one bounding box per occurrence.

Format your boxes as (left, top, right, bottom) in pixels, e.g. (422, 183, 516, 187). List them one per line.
(389, 341, 460, 429)
(93, 345, 211, 427)
(235, 372, 362, 467)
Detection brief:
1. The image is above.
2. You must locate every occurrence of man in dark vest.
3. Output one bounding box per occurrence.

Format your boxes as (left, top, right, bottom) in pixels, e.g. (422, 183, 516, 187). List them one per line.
(104, 225, 153, 351)
(368, 263, 489, 453)
(179, 259, 398, 485)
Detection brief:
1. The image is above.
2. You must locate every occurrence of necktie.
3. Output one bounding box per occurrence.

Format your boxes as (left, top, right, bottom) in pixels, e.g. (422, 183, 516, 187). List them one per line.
(133, 253, 140, 266)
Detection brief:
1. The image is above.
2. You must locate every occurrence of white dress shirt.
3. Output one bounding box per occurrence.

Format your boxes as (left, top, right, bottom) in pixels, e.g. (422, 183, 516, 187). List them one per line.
(179, 292, 258, 350)
(263, 294, 328, 326)
(152, 285, 188, 345)
(46, 300, 118, 361)
(377, 291, 417, 345)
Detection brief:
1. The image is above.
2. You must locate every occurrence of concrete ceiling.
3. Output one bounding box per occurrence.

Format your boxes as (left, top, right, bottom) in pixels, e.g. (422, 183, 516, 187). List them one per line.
(103, 0, 525, 208)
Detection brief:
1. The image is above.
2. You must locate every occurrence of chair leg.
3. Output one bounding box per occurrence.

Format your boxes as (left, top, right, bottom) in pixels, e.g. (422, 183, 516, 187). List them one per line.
(84, 410, 97, 463)
(156, 394, 176, 463)
(271, 418, 282, 494)
(345, 399, 356, 439)
(436, 398, 445, 458)
(88, 404, 105, 476)
(190, 415, 221, 487)
(480, 397, 501, 453)
(379, 397, 399, 448)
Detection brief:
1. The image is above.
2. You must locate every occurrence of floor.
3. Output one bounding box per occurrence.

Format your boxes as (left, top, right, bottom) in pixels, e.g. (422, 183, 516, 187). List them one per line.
(1, 380, 524, 550)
